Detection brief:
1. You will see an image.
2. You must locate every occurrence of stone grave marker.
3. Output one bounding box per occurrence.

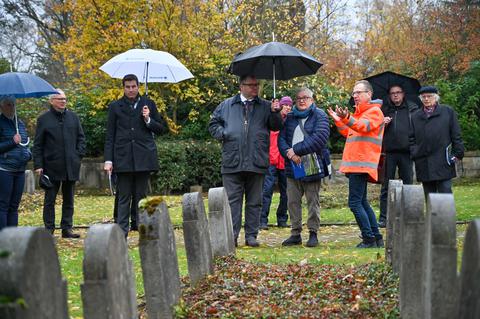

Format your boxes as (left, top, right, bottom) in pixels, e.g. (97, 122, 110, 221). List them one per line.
(182, 192, 214, 285)
(399, 185, 425, 319)
(81, 224, 137, 319)
(138, 198, 181, 319)
(0, 227, 68, 319)
(208, 187, 235, 257)
(386, 179, 403, 267)
(424, 193, 458, 319)
(458, 219, 480, 319)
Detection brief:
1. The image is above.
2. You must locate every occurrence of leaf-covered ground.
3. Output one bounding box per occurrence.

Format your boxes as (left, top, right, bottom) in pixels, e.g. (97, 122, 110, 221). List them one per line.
(169, 256, 399, 319)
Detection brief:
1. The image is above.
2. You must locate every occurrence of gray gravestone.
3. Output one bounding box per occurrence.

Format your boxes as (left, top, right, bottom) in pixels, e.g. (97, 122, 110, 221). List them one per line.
(424, 194, 458, 319)
(23, 170, 35, 194)
(138, 200, 181, 319)
(208, 187, 235, 257)
(182, 192, 214, 286)
(399, 185, 425, 319)
(81, 224, 137, 319)
(458, 219, 480, 319)
(0, 227, 68, 319)
(392, 185, 404, 273)
(386, 179, 403, 267)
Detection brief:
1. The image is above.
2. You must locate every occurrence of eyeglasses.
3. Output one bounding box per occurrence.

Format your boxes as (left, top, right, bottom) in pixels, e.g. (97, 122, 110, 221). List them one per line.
(296, 96, 311, 102)
(351, 90, 369, 96)
(241, 82, 259, 88)
(389, 91, 404, 95)
(420, 94, 435, 100)
(52, 98, 67, 101)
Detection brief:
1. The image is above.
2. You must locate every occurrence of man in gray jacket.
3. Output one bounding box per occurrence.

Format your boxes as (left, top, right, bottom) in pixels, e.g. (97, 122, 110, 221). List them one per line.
(209, 75, 283, 247)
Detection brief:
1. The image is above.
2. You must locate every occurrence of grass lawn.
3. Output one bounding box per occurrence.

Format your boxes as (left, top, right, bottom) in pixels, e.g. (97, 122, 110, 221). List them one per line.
(15, 178, 480, 318)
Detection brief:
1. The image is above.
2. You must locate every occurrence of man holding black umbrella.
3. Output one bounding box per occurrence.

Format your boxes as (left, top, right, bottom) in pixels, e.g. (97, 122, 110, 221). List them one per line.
(209, 75, 283, 247)
(378, 84, 419, 227)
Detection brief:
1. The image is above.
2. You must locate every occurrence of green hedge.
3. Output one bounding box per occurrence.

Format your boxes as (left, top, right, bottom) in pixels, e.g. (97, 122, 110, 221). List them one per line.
(152, 139, 222, 193)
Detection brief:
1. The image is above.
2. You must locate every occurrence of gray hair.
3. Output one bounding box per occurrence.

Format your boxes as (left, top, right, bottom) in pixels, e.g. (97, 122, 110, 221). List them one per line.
(49, 88, 64, 100)
(354, 80, 373, 93)
(419, 93, 440, 103)
(296, 87, 314, 98)
(0, 95, 16, 107)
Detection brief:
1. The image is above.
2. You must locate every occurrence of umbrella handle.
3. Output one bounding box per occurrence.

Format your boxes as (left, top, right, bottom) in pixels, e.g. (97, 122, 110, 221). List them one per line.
(19, 137, 30, 147)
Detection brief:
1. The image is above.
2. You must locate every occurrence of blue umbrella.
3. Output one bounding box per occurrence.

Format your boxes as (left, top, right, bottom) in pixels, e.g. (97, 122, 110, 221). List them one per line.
(0, 72, 58, 145)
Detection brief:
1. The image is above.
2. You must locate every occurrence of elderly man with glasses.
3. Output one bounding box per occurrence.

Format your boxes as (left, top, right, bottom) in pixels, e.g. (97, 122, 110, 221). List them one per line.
(409, 86, 464, 197)
(33, 89, 86, 238)
(377, 84, 419, 228)
(209, 75, 283, 247)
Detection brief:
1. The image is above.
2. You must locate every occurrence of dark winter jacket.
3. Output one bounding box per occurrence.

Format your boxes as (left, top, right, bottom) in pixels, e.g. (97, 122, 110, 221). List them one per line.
(409, 104, 464, 182)
(209, 94, 283, 174)
(33, 107, 86, 181)
(278, 105, 330, 182)
(381, 99, 419, 153)
(0, 114, 31, 171)
(104, 95, 168, 173)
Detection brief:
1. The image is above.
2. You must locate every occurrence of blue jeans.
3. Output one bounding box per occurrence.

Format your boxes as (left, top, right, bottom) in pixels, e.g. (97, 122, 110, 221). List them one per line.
(260, 165, 288, 225)
(0, 170, 25, 230)
(347, 173, 381, 240)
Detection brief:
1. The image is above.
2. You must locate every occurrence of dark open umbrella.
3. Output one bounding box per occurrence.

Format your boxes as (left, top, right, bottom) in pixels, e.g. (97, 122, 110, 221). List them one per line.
(228, 42, 322, 97)
(349, 71, 421, 106)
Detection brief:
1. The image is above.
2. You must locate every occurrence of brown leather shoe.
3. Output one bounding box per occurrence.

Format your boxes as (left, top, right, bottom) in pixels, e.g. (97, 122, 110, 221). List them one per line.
(62, 229, 80, 238)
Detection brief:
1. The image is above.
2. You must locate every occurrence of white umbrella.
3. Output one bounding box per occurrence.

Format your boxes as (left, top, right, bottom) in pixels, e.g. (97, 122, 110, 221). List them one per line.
(100, 49, 194, 94)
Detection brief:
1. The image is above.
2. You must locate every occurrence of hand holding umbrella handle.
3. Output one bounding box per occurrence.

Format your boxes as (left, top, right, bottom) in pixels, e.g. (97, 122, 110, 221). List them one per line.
(271, 99, 282, 112)
(142, 105, 150, 122)
(13, 134, 21, 144)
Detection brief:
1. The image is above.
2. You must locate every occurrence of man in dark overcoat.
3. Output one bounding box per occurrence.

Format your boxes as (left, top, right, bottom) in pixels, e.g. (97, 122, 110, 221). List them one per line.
(104, 74, 168, 237)
(410, 86, 465, 197)
(33, 89, 86, 238)
(209, 75, 283, 247)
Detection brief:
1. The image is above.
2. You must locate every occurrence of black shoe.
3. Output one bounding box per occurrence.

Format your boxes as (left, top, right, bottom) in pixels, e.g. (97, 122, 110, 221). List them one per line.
(376, 238, 384, 248)
(282, 235, 302, 246)
(245, 237, 260, 247)
(62, 229, 80, 239)
(277, 222, 289, 228)
(259, 224, 269, 230)
(356, 237, 377, 248)
(305, 231, 318, 247)
(130, 225, 138, 231)
(378, 220, 387, 228)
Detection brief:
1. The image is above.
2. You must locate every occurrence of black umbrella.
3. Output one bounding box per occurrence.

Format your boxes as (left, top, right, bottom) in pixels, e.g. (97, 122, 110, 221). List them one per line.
(349, 71, 421, 106)
(228, 41, 323, 97)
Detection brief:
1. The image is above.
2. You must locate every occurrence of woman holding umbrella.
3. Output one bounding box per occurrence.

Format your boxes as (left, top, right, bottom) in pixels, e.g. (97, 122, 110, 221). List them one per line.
(0, 96, 32, 230)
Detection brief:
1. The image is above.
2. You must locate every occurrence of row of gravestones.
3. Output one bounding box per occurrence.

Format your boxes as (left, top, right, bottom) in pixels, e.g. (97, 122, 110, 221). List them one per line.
(0, 187, 235, 319)
(385, 180, 480, 319)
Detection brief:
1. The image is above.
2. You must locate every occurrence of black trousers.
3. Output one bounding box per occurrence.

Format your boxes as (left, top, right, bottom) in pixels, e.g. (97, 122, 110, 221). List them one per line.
(379, 152, 413, 222)
(116, 172, 150, 235)
(422, 179, 453, 199)
(113, 185, 137, 226)
(222, 172, 264, 241)
(43, 180, 76, 230)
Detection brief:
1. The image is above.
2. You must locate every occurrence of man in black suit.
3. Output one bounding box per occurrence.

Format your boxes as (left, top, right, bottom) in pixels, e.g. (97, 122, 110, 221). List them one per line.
(33, 89, 86, 238)
(104, 74, 168, 237)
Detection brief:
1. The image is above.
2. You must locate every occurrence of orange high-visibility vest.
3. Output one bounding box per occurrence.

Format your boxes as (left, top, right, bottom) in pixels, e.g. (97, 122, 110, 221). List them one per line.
(333, 101, 384, 181)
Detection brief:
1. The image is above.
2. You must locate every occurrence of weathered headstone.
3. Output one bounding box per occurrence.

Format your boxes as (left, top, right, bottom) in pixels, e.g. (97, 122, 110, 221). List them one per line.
(0, 227, 68, 319)
(138, 199, 181, 319)
(23, 170, 35, 194)
(424, 194, 458, 319)
(386, 179, 403, 267)
(81, 224, 137, 319)
(208, 187, 235, 257)
(399, 185, 425, 319)
(458, 219, 480, 319)
(182, 192, 214, 286)
(392, 185, 404, 273)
